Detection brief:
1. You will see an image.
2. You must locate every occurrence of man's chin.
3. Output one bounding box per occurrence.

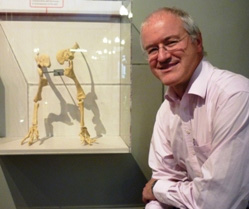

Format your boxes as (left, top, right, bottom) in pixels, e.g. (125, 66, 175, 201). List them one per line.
(159, 76, 177, 86)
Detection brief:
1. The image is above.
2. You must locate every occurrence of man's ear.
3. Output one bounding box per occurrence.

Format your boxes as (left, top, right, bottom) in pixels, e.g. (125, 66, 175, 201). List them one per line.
(196, 32, 203, 53)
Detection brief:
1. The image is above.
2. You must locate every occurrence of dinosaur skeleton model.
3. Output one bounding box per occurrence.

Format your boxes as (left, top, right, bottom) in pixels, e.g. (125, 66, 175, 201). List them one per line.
(21, 43, 95, 145)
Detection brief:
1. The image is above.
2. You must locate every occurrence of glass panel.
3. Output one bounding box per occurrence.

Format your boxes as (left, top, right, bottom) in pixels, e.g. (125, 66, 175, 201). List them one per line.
(0, 0, 132, 154)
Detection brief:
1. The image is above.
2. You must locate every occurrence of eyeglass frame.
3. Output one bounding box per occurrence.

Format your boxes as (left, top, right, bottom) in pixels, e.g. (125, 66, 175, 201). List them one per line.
(143, 33, 190, 61)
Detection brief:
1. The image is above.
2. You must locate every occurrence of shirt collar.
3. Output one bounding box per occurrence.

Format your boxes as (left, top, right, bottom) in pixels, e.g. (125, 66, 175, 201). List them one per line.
(165, 59, 213, 102)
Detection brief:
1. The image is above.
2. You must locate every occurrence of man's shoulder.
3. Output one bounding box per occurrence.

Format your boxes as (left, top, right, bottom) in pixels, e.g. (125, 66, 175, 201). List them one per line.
(204, 61, 249, 95)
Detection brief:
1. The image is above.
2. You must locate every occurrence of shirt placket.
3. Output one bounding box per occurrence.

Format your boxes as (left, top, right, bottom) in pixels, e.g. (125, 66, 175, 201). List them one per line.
(180, 100, 202, 178)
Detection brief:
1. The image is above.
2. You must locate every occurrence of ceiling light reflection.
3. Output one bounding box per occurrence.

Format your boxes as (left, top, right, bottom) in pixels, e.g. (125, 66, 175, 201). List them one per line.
(115, 37, 120, 43)
(119, 5, 128, 16)
(103, 37, 108, 43)
(33, 48, 40, 54)
(70, 49, 87, 53)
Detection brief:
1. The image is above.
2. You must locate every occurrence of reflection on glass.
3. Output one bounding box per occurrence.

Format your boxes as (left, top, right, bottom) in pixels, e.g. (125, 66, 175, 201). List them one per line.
(115, 37, 120, 43)
(119, 5, 128, 16)
(121, 40, 125, 45)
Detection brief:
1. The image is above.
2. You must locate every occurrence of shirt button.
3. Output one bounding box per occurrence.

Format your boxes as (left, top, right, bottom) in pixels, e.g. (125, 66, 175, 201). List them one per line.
(186, 130, 190, 134)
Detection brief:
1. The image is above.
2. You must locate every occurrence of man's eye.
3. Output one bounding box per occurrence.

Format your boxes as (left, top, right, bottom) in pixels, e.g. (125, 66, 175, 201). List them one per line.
(147, 47, 158, 54)
(166, 40, 178, 47)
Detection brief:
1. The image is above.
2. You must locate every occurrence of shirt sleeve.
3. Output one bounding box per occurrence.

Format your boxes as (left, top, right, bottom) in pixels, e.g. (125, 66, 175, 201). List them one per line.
(149, 101, 191, 208)
(150, 92, 249, 209)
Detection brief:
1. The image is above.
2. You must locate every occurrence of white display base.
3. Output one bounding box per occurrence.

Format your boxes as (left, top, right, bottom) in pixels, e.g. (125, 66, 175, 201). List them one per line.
(0, 136, 129, 155)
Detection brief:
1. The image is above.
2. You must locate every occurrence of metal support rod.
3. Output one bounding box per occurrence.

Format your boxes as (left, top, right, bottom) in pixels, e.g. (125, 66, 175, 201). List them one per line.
(42, 69, 64, 76)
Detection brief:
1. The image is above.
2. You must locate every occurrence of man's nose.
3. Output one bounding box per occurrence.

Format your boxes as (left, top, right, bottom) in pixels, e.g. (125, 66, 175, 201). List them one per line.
(157, 47, 171, 62)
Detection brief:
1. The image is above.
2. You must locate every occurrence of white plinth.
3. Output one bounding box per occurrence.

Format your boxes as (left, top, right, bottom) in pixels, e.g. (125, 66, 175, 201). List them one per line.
(0, 136, 129, 155)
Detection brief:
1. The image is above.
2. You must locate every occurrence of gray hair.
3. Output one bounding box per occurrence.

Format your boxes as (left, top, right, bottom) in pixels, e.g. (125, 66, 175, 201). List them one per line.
(141, 7, 201, 40)
(141, 7, 204, 53)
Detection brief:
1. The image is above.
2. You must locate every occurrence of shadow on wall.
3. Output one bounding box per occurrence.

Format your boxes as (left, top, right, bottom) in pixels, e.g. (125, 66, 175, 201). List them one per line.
(0, 77, 5, 137)
(0, 154, 147, 209)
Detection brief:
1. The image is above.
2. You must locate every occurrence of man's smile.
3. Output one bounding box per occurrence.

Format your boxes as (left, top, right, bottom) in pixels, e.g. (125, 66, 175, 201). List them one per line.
(157, 61, 179, 71)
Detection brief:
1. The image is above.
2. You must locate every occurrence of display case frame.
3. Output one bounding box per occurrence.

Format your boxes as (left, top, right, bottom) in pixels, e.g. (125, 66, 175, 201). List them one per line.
(0, 0, 132, 155)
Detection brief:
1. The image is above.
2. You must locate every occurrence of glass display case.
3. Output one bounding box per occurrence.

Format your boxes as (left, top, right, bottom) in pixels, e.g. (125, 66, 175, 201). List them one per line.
(0, 0, 132, 154)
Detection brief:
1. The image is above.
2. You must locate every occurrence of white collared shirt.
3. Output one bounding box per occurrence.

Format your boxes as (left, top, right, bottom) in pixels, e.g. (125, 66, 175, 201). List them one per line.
(149, 59, 249, 209)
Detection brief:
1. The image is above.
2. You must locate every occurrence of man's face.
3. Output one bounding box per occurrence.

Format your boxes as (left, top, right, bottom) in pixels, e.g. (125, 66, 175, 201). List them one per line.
(141, 12, 203, 96)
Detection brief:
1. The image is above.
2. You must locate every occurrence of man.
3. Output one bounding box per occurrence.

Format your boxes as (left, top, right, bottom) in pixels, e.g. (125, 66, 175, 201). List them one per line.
(141, 7, 249, 209)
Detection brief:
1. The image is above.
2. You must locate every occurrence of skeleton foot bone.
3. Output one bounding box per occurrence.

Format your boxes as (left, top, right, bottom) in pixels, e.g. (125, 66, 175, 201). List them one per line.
(79, 127, 96, 145)
(21, 103, 40, 145)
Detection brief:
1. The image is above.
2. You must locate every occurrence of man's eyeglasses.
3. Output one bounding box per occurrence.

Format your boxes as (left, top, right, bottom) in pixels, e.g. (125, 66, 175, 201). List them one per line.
(144, 34, 189, 61)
